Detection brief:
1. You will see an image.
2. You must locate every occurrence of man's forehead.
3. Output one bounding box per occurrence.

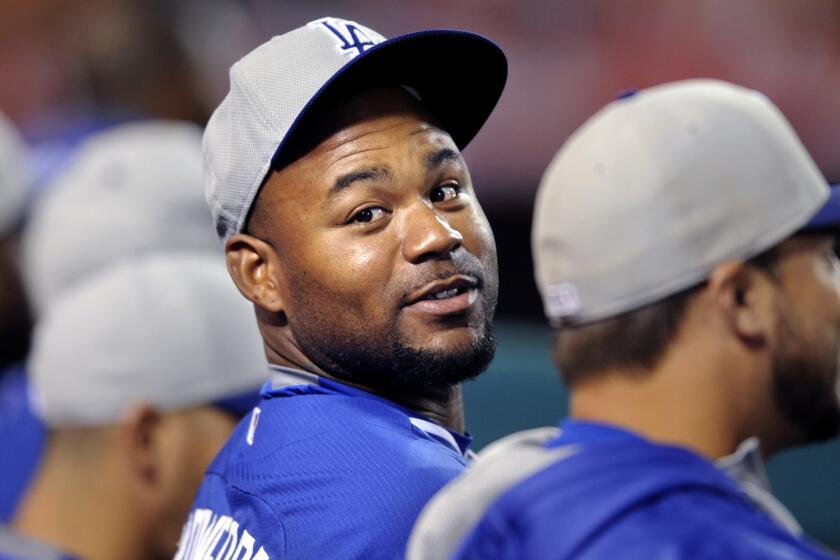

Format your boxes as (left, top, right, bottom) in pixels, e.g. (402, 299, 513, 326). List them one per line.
(261, 111, 461, 205)
(308, 119, 462, 198)
(258, 88, 461, 214)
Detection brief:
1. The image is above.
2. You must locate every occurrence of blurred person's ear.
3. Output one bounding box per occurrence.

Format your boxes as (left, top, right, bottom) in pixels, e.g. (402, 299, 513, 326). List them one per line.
(225, 233, 288, 317)
(143, 406, 240, 558)
(706, 260, 776, 350)
(119, 403, 165, 491)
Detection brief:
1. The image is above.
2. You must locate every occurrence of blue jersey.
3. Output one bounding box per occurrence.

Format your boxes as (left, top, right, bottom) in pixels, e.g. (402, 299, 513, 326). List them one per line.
(454, 421, 834, 560)
(175, 366, 472, 560)
(0, 367, 45, 522)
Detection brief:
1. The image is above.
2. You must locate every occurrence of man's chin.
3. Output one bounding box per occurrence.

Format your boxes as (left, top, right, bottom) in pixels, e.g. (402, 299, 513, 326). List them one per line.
(403, 324, 486, 355)
(388, 322, 497, 391)
(304, 315, 496, 395)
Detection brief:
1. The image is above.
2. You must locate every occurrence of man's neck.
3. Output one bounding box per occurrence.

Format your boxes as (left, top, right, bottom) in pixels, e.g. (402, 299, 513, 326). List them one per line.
(569, 363, 743, 460)
(375, 383, 466, 433)
(266, 346, 466, 433)
(13, 444, 147, 560)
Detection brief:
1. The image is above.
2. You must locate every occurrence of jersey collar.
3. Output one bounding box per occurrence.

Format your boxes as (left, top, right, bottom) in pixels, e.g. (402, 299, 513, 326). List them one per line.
(264, 364, 472, 456)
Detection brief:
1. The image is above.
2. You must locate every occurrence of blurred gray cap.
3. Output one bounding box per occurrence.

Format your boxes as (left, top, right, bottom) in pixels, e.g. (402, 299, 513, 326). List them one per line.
(29, 253, 267, 427)
(533, 79, 829, 326)
(23, 121, 220, 314)
(0, 111, 29, 236)
(203, 16, 507, 242)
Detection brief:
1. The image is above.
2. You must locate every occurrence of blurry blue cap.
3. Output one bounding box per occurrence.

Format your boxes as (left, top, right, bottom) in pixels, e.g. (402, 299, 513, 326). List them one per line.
(801, 183, 840, 232)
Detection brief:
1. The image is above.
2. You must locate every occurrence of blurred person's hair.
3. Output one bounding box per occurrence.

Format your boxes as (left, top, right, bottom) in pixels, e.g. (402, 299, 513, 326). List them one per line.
(553, 246, 781, 387)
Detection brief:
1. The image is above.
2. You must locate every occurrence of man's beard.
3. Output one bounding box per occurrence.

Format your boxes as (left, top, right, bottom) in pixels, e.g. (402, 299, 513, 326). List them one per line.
(370, 317, 496, 391)
(287, 247, 499, 394)
(771, 307, 840, 444)
(300, 313, 497, 393)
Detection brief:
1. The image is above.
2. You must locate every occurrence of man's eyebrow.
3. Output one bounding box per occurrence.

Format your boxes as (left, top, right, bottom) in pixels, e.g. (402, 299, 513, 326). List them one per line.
(331, 167, 392, 196)
(426, 148, 463, 170)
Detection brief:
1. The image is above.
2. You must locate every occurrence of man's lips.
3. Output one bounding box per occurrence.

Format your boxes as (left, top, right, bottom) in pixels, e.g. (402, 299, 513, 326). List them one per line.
(403, 275, 480, 316)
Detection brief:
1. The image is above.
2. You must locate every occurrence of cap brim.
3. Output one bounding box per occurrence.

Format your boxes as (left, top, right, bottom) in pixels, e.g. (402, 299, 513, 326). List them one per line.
(801, 183, 840, 232)
(270, 29, 507, 167)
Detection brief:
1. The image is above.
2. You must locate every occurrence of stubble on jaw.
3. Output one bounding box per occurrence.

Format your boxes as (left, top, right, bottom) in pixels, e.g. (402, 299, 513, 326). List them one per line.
(771, 304, 840, 445)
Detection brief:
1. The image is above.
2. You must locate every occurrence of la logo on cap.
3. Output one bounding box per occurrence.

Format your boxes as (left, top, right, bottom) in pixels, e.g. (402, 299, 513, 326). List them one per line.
(309, 18, 384, 57)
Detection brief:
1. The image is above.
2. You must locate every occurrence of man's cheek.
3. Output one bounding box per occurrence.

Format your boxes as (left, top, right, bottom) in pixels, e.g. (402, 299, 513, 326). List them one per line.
(344, 243, 387, 271)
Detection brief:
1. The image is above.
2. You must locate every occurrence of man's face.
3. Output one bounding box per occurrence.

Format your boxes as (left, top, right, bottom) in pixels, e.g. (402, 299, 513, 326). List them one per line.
(252, 89, 498, 391)
(769, 234, 840, 444)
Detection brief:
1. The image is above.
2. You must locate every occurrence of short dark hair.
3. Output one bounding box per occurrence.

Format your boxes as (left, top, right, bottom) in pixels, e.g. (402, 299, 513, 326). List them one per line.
(552, 245, 781, 387)
(552, 285, 699, 387)
(243, 183, 272, 240)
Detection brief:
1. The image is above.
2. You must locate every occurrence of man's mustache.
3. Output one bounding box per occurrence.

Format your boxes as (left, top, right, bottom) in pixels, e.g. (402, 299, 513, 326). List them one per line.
(399, 250, 487, 304)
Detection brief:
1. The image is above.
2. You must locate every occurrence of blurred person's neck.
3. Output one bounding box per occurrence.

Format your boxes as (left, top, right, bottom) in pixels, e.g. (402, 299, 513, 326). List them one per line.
(13, 429, 151, 560)
(569, 323, 767, 461)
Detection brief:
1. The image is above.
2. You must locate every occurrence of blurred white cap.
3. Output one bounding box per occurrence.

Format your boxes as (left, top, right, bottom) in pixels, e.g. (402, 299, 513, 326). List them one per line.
(29, 253, 267, 427)
(533, 79, 829, 326)
(23, 120, 221, 314)
(0, 111, 29, 236)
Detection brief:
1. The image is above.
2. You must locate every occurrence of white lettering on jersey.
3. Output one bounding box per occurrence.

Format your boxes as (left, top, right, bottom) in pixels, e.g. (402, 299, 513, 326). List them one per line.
(175, 509, 270, 560)
(247, 407, 261, 446)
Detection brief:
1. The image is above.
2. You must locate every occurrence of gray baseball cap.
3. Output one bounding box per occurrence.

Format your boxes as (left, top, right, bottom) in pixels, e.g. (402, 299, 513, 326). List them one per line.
(29, 253, 268, 427)
(533, 79, 832, 326)
(204, 17, 507, 242)
(0, 110, 28, 236)
(23, 121, 221, 314)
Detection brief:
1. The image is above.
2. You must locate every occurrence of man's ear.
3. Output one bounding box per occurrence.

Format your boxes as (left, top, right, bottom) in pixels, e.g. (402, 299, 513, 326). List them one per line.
(119, 403, 163, 488)
(707, 260, 776, 349)
(225, 233, 286, 313)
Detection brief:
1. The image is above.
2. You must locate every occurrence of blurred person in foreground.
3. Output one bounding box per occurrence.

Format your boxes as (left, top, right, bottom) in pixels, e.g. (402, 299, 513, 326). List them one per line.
(409, 80, 840, 559)
(175, 17, 505, 559)
(0, 121, 222, 522)
(0, 254, 267, 560)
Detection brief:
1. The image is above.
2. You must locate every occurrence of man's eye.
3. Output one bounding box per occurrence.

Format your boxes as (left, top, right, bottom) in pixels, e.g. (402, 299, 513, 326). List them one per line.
(349, 207, 387, 224)
(430, 184, 460, 203)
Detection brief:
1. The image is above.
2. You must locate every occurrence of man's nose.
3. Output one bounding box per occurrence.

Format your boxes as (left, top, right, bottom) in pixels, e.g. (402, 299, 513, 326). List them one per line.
(401, 205, 464, 263)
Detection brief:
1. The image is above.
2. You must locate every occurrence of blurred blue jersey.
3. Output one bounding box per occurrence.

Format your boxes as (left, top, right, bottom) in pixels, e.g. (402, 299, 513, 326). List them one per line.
(0, 524, 77, 560)
(454, 421, 834, 560)
(175, 366, 471, 560)
(0, 367, 45, 522)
